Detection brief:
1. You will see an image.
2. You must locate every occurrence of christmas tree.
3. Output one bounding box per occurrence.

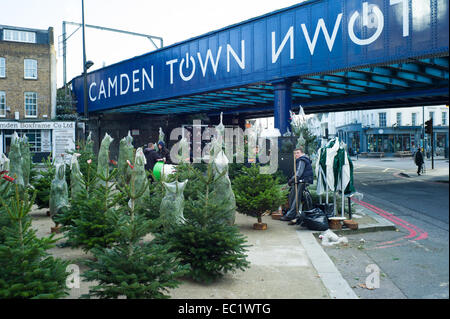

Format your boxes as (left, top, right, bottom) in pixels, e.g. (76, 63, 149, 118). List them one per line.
(233, 165, 287, 228)
(81, 147, 188, 299)
(63, 163, 122, 252)
(156, 163, 250, 283)
(0, 185, 70, 298)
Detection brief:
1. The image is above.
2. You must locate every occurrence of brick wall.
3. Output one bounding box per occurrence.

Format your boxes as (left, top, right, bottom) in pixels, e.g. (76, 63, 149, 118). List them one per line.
(0, 40, 54, 120)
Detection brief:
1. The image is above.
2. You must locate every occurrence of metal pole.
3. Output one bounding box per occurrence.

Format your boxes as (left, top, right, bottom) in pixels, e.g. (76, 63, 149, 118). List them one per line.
(341, 171, 345, 218)
(422, 107, 425, 152)
(62, 21, 67, 96)
(82, 0, 88, 121)
(294, 152, 299, 216)
(432, 124, 435, 169)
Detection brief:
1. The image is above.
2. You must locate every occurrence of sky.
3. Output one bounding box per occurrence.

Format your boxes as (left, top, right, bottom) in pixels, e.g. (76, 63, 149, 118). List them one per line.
(0, 0, 303, 88)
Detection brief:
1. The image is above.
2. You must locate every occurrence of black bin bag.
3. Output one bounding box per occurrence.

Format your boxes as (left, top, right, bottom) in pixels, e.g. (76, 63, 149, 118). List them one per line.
(303, 208, 329, 231)
(314, 203, 335, 219)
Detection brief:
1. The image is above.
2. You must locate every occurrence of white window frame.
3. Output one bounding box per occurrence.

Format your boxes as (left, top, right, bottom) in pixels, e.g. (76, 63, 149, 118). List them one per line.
(0, 92, 6, 117)
(24, 92, 38, 118)
(442, 112, 447, 126)
(396, 112, 402, 126)
(379, 112, 387, 127)
(24, 59, 38, 79)
(3, 29, 36, 43)
(412, 113, 417, 126)
(0, 57, 5, 78)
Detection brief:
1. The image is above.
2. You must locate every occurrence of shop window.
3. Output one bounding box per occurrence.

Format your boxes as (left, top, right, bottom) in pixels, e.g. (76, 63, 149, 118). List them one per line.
(24, 92, 37, 117)
(0, 57, 5, 77)
(24, 59, 37, 79)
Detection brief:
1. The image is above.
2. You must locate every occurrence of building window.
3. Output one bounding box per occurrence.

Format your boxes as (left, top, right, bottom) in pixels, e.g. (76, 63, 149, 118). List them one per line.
(24, 59, 37, 79)
(22, 130, 42, 153)
(379, 112, 387, 127)
(412, 113, 417, 126)
(3, 29, 36, 43)
(24, 92, 37, 118)
(443, 112, 447, 126)
(396, 112, 402, 126)
(0, 57, 5, 77)
(0, 92, 5, 117)
(429, 111, 434, 122)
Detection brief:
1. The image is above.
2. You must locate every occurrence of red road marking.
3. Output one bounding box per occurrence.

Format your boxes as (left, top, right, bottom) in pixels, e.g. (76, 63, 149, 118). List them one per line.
(352, 198, 428, 249)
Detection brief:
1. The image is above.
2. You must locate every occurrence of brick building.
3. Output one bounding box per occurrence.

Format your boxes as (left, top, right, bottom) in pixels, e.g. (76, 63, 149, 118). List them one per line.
(0, 25, 74, 162)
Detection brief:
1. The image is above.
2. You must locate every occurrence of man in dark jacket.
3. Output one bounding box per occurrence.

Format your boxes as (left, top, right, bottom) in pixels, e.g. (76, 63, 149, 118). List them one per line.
(414, 147, 424, 176)
(281, 146, 314, 221)
(144, 143, 161, 172)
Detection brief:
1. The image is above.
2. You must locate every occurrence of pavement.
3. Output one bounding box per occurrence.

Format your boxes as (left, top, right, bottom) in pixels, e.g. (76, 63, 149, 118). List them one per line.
(30, 193, 398, 299)
(28, 156, 448, 299)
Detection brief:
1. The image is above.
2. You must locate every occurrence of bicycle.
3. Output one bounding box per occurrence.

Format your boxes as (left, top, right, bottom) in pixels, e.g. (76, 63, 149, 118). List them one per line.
(296, 180, 314, 214)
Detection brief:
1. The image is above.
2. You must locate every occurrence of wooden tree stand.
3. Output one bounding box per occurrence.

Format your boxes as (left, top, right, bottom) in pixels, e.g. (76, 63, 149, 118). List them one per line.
(343, 220, 359, 230)
(51, 225, 61, 234)
(253, 222, 268, 230)
(328, 217, 344, 230)
(271, 206, 283, 220)
(271, 213, 283, 220)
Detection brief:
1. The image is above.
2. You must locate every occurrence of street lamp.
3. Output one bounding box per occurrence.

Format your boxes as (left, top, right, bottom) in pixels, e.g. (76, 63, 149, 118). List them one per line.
(82, 0, 88, 121)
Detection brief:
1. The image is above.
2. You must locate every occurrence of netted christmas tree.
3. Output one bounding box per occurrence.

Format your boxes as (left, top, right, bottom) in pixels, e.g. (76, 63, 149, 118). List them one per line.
(49, 163, 70, 229)
(62, 135, 122, 251)
(290, 109, 319, 156)
(0, 185, 70, 298)
(117, 132, 134, 187)
(81, 146, 188, 299)
(74, 132, 97, 177)
(159, 180, 188, 232)
(8, 133, 25, 187)
(20, 135, 32, 187)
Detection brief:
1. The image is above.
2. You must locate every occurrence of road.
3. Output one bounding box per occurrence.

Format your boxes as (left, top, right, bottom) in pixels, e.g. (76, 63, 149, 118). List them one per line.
(322, 157, 449, 299)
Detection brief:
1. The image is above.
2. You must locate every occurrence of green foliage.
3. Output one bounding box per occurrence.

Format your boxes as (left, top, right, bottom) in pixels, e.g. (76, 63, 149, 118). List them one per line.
(82, 161, 188, 299)
(0, 185, 69, 299)
(167, 163, 206, 207)
(82, 241, 187, 299)
(61, 166, 122, 252)
(137, 180, 164, 222)
(233, 165, 288, 223)
(71, 137, 97, 178)
(0, 173, 14, 244)
(156, 163, 250, 283)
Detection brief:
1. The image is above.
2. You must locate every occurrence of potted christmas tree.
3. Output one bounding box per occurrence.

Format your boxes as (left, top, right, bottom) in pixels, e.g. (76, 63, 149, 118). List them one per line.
(233, 165, 287, 230)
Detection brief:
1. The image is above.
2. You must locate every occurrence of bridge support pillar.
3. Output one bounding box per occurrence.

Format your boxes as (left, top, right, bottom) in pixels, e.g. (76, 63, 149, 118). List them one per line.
(273, 80, 292, 135)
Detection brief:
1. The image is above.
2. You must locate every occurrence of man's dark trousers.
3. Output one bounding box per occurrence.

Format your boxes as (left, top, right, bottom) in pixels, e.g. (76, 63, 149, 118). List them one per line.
(285, 183, 306, 219)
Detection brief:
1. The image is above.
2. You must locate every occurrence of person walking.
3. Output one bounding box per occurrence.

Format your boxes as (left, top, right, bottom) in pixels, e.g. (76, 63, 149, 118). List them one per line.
(414, 147, 424, 176)
(281, 146, 314, 222)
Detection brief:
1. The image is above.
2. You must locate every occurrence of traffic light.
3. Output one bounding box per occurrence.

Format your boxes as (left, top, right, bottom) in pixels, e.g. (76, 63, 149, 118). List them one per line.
(425, 119, 433, 134)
